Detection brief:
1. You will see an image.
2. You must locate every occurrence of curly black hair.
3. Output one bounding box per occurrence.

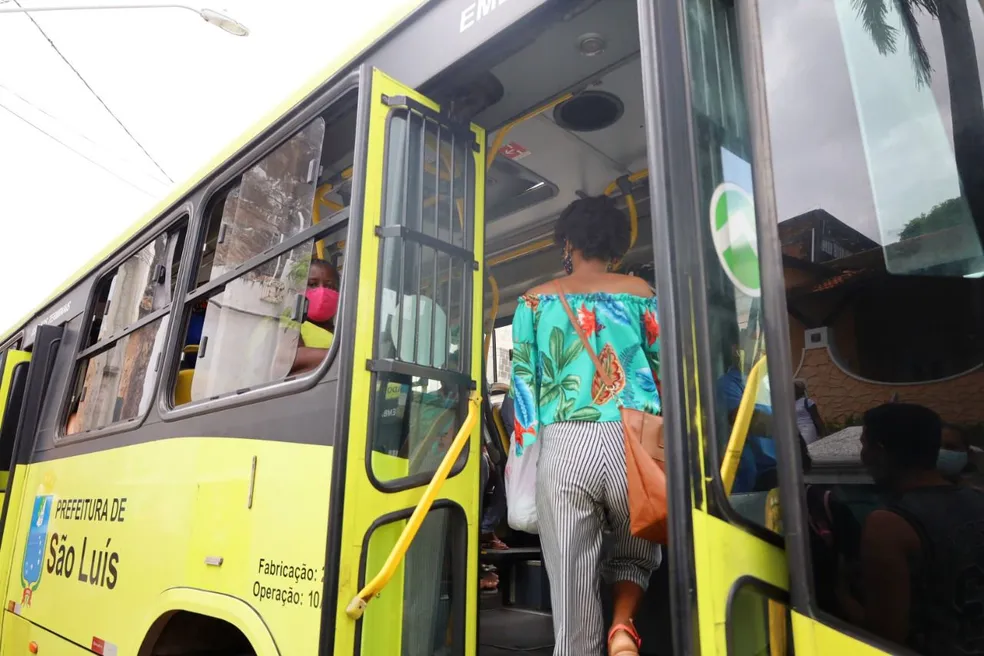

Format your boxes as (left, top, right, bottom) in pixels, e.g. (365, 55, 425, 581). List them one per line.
(554, 195, 631, 263)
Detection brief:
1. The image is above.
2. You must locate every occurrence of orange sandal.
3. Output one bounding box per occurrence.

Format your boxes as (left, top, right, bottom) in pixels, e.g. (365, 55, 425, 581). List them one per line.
(608, 621, 641, 656)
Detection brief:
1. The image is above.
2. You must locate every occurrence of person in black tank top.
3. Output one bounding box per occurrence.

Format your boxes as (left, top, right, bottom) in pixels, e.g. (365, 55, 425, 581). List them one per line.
(837, 403, 984, 655)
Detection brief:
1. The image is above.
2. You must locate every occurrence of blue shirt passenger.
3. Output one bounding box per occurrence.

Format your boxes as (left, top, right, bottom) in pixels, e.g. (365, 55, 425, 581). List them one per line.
(717, 365, 776, 494)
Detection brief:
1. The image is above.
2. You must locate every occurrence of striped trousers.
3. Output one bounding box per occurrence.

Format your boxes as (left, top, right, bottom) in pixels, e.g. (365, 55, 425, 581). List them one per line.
(536, 421, 662, 656)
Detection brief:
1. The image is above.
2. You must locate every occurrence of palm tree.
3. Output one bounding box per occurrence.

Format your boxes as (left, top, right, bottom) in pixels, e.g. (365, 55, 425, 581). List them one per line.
(854, 0, 984, 244)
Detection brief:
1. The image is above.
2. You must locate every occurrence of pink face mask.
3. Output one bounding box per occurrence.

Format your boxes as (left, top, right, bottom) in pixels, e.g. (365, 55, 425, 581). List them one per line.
(306, 287, 339, 323)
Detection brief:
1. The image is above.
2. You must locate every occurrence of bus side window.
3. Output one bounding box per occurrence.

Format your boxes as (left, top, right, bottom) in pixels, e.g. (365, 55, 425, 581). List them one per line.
(172, 96, 358, 406)
(67, 220, 187, 435)
(367, 107, 475, 485)
(754, 0, 984, 652)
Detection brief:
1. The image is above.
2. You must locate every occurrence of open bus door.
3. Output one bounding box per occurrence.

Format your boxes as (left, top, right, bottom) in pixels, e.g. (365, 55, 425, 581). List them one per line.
(637, 1, 795, 654)
(0, 346, 30, 635)
(326, 66, 485, 656)
(0, 349, 30, 510)
(0, 325, 61, 623)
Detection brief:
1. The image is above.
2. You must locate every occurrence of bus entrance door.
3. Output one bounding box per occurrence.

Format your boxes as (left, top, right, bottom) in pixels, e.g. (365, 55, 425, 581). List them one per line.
(329, 67, 486, 656)
(0, 350, 29, 511)
(0, 324, 61, 627)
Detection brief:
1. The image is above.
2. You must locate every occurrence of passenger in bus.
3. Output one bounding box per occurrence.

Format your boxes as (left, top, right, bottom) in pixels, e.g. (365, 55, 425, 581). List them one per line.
(499, 394, 515, 443)
(837, 403, 984, 654)
(479, 443, 508, 592)
(794, 380, 826, 445)
(480, 444, 508, 551)
(509, 195, 661, 656)
(938, 423, 984, 490)
(716, 343, 777, 492)
(66, 395, 82, 435)
(290, 258, 339, 375)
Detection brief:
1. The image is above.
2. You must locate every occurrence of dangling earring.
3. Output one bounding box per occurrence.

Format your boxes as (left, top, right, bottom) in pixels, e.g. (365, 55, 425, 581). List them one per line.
(562, 242, 574, 275)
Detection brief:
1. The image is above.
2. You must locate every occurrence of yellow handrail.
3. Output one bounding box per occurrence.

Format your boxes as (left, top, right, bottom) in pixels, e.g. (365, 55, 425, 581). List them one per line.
(604, 168, 649, 255)
(603, 168, 650, 196)
(491, 406, 510, 455)
(487, 237, 555, 268)
(487, 93, 574, 169)
(486, 168, 650, 271)
(720, 356, 768, 495)
(346, 390, 482, 620)
(487, 383, 512, 454)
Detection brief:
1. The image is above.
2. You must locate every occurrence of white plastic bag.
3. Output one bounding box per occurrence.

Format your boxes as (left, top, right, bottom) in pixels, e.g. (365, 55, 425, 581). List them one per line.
(505, 434, 540, 534)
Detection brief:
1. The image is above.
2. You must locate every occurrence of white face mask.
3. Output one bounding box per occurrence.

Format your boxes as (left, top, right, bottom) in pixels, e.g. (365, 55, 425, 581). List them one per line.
(937, 449, 969, 477)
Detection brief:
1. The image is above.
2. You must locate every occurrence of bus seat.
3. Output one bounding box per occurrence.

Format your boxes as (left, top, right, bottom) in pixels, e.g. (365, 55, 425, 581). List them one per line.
(491, 407, 509, 454)
(181, 344, 199, 369)
(174, 369, 194, 406)
(488, 382, 511, 453)
(187, 312, 205, 345)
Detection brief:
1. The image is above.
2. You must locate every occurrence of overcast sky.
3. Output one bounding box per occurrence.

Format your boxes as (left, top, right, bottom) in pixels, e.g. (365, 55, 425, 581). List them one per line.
(761, 0, 984, 248)
(0, 0, 410, 330)
(4, 0, 984, 331)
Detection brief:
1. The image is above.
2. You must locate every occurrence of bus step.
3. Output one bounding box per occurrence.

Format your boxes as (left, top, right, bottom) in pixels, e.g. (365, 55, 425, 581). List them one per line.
(480, 589, 502, 611)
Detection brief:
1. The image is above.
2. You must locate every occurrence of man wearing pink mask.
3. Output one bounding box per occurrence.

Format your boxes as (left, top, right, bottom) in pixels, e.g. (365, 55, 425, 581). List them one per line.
(291, 258, 340, 374)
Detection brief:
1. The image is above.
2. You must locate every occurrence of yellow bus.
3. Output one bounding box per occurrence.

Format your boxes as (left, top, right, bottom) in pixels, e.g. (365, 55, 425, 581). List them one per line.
(1, 0, 982, 654)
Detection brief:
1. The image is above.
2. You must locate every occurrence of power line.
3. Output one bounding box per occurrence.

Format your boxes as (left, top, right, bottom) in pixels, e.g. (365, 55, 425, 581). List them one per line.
(0, 83, 171, 187)
(11, 0, 174, 184)
(0, 101, 157, 197)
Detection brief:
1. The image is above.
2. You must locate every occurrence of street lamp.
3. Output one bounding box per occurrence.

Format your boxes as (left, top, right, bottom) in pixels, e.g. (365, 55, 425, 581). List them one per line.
(0, 4, 249, 36)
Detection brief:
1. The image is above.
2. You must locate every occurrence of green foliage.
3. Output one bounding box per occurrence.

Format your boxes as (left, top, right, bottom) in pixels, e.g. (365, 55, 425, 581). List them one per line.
(853, 0, 938, 87)
(288, 255, 312, 289)
(899, 197, 967, 240)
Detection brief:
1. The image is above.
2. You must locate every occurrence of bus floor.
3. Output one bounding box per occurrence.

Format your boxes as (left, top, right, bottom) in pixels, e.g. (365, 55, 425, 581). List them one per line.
(479, 607, 554, 655)
(476, 562, 672, 655)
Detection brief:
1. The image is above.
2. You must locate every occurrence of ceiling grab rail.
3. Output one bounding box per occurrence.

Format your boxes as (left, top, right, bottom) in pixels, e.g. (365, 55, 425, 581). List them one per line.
(346, 389, 482, 620)
(604, 168, 649, 268)
(486, 93, 574, 170)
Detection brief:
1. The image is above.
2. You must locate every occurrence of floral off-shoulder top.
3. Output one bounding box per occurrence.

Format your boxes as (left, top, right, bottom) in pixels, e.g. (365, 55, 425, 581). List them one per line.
(509, 291, 661, 454)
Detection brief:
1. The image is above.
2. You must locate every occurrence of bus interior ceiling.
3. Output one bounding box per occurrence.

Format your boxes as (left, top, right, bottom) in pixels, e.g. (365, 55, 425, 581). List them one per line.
(430, 2, 672, 654)
(433, 0, 654, 320)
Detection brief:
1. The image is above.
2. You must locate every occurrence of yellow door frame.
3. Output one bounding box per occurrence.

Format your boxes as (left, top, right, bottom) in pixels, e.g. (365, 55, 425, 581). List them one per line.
(329, 68, 486, 656)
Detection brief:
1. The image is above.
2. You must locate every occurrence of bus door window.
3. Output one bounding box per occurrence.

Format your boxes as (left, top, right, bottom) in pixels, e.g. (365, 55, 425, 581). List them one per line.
(67, 220, 187, 434)
(172, 97, 359, 405)
(681, 0, 780, 531)
(0, 349, 29, 487)
(753, 0, 984, 652)
(368, 106, 474, 485)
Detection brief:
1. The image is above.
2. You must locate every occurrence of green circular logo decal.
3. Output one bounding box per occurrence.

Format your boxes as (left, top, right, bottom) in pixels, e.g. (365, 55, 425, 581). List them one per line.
(710, 182, 760, 298)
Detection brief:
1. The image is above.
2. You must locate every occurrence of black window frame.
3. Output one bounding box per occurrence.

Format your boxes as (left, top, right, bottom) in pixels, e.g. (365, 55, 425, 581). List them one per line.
(352, 500, 468, 656)
(724, 575, 792, 656)
(158, 75, 363, 422)
(55, 210, 190, 443)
